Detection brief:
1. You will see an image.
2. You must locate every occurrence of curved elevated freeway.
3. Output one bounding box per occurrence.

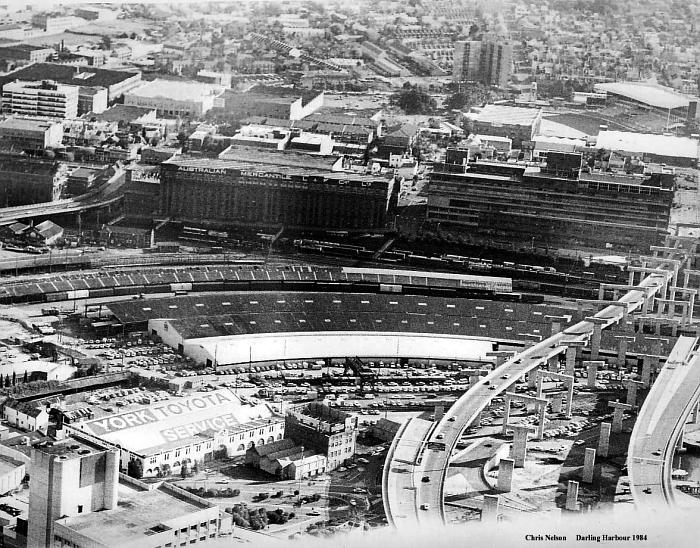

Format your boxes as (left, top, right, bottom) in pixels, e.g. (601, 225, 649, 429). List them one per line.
(629, 335, 700, 508)
(0, 171, 124, 225)
(383, 253, 684, 527)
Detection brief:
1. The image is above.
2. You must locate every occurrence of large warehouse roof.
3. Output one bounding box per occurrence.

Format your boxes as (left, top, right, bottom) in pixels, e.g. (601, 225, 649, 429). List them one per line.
(596, 130, 699, 160)
(594, 82, 691, 110)
(75, 388, 278, 455)
(465, 104, 542, 127)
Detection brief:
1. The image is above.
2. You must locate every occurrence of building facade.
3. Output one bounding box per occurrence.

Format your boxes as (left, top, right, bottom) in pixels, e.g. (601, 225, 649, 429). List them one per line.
(0, 117, 63, 151)
(0, 154, 66, 206)
(1, 80, 79, 119)
(453, 38, 513, 88)
(158, 157, 394, 230)
(426, 153, 674, 254)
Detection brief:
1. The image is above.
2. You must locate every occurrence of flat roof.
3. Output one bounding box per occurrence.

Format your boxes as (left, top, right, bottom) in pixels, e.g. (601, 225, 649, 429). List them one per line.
(594, 82, 691, 110)
(56, 481, 212, 545)
(90, 104, 156, 122)
(127, 79, 222, 102)
(596, 130, 699, 159)
(33, 436, 107, 458)
(75, 388, 278, 454)
(466, 104, 542, 126)
(0, 117, 59, 131)
(0, 63, 139, 92)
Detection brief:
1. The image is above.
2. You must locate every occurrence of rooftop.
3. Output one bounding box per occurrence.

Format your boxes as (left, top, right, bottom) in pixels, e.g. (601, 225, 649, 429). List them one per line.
(0, 117, 60, 132)
(128, 79, 223, 101)
(55, 481, 213, 546)
(0, 63, 140, 93)
(596, 130, 699, 160)
(466, 104, 542, 126)
(32, 436, 107, 458)
(89, 104, 156, 123)
(594, 82, 692, 110)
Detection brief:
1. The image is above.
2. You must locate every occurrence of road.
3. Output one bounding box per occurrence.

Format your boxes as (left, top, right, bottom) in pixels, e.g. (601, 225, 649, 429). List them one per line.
(628, 335, 700, 509)
(383, 259, 676, 527)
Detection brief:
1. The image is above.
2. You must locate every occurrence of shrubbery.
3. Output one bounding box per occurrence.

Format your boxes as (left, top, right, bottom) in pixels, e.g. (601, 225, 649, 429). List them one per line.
(224, 504, 294, 530)
(184, 486, 240, 498)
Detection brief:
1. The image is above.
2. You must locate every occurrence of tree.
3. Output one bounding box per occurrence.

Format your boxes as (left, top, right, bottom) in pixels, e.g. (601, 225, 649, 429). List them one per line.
(181, 461, 190, 478)
(391, 86, 437, 115)
(12, 371, 16, 386)
(127, 459, 143, 479)
(4, 375, 9, 388)
(23, 370, 27, 383)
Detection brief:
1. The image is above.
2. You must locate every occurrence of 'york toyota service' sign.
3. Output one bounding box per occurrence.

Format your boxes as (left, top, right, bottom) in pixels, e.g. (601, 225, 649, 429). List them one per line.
(80, 388, 272, 452)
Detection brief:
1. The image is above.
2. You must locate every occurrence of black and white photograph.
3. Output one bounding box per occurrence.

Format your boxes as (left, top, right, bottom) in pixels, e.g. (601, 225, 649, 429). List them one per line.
(0, 0, 698, 546)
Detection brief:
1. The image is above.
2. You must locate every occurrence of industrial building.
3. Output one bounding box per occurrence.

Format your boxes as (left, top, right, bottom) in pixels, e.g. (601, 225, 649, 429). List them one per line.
(0, 63, 142, 104)
(124, 79, 225, 118)
(0, 44, 55, 63)
(158, 151, 395, 230)
(68, 388, 285, 476)
(427, 152, 674, 253)
(216, 88, 324, 121)
(595, 130, 699, 168)
(1, 80, 79, 119)
(463, 104, 542, 147)
(0, 117, 63, 151)
(453, 38, 513, 88)
(27, 436, 223, 548)
(0, 153, 67, 206)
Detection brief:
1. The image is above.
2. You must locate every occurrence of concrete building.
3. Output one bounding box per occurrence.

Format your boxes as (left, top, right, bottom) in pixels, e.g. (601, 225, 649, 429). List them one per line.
(125, 79, 224, 118)
(77, 86, 108, 115)
(0, 117, 63, 151)
(27, 437, 119, 548)
(453, 38, 513, 88)
(595, 130, 699, 168)
(0, 45, 54, 63)
(28, 435, 223, 548)
(427, 152, 674, 253)
(246, 438, 327, 479)
(0, 64, 142, 104)
(463, 104, 542, 147)
(284, 403, 358, 471)
(0, 154, 67, 206)
(217, 89, 323, 121)
(158, 152, 395, 231)
(1, 80, 79, 119)
(68, 388, 285, 476)
(0, 453, 26, 495)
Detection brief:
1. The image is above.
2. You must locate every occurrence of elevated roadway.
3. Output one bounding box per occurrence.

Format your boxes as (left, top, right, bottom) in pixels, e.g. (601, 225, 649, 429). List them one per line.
(0, 171, 125, 226)
(383, 259, 678, 527)
(628, 335, 700, 508)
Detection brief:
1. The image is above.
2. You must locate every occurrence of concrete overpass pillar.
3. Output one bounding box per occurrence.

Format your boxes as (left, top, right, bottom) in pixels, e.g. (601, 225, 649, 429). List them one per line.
(609, 401, 633, 433)
(565, 481, 579, 511)
(641, 355, 652, 388)
(497, 458, 514, 493)
(501, 395, 512, 434)
(551, 394, 563, 414)
(482, 494, 500, 522)
(692, 403, 699, 424)
(625, 380, 644, 408)
(588, 318, 606, 361)
(597, 422, 611, 458)
(582, 448, 596, 484)
(584, 361, 603, 389)
(548, 355, 558, 372)
(510, 424, 533, 468)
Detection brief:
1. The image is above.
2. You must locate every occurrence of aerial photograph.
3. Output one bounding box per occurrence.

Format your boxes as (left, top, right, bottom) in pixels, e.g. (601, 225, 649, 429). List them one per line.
(0, 0, 697, 546)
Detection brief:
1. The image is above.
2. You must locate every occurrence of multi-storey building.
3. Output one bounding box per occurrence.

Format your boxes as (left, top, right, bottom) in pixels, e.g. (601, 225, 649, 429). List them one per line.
(284, 403, 358, 471)
(453, 38, 513, 88)
(27, 435, 225, 548)
(427, 152, 674, 254)
(1, 80, 79, 119)
(158, 152, 395, 231)
(0, 117, 63, 151)
(0, 153, 67, 206)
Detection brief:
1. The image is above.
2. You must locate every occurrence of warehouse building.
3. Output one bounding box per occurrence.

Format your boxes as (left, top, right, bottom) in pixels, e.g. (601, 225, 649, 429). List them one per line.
(1, 80, 79, 119)
(158, 151, 395, 230)
(68, 388, 284, 476)
(0, 153, 67, 206)
(595, 130, 699, 168)
(0, 64, 142, 104)
(427, 151, 674, 253)
(0, 117, 63, 151)
(463, 104, 542, 148)
(124, 79, 224, 118)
